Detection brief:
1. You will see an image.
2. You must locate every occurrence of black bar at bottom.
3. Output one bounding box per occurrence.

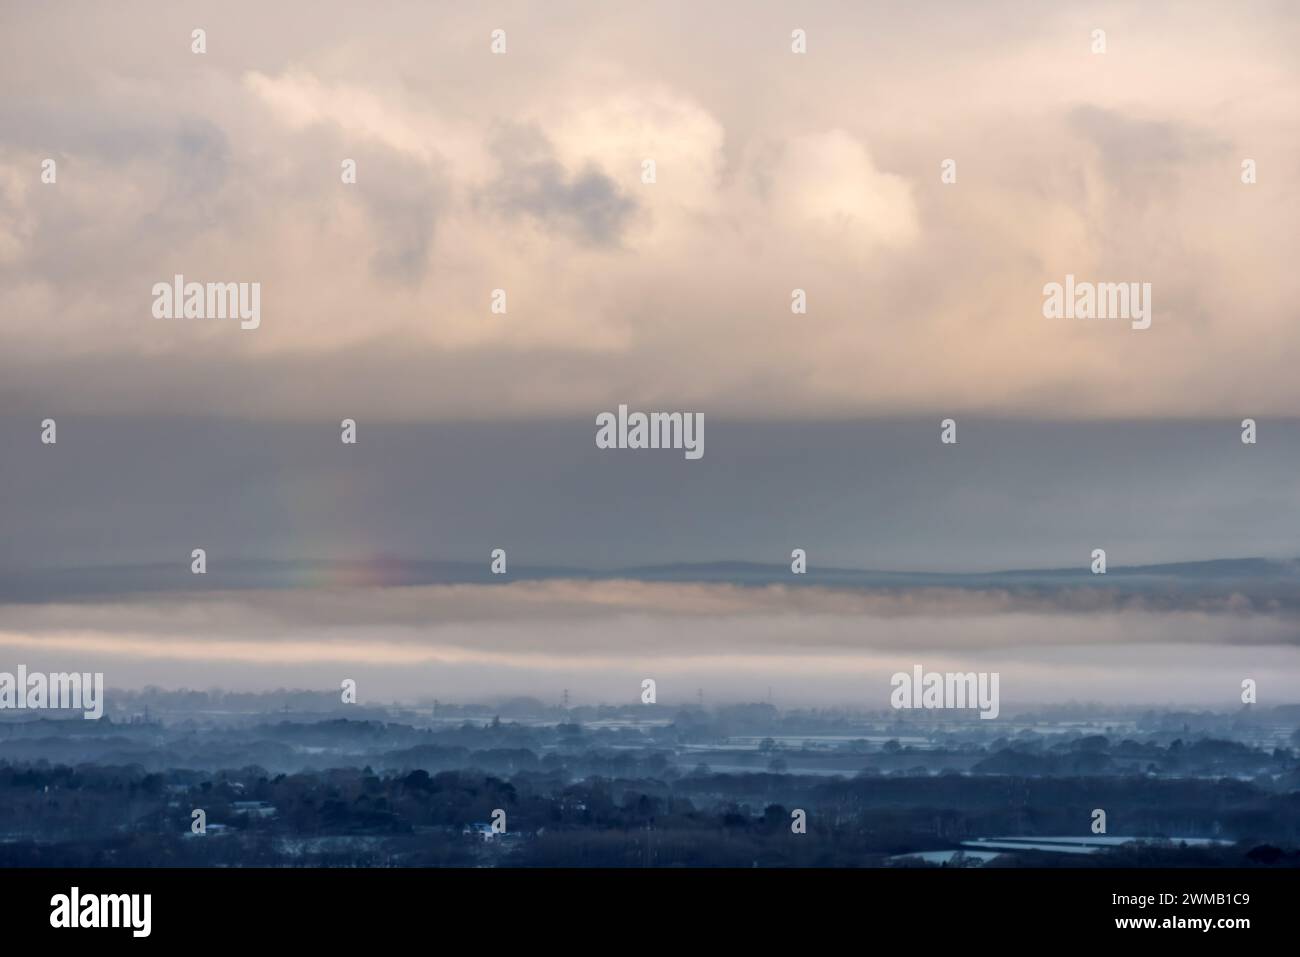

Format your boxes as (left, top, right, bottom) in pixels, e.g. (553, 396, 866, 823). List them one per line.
(0, 866, 1289, 943)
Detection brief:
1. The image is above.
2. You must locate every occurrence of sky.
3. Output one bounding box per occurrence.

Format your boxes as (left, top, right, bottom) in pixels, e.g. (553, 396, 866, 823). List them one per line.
(1, 0, 1298, 420)
(3, 416, 1300, 574)
(1, 1, 1298, 705)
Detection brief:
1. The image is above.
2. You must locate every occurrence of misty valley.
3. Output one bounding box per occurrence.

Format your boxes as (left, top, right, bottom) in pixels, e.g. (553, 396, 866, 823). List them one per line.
(2, 691, 1296, 868)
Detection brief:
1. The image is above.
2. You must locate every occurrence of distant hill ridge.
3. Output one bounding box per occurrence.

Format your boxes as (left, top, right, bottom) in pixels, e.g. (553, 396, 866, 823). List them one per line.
(3, 556, 1299, 602)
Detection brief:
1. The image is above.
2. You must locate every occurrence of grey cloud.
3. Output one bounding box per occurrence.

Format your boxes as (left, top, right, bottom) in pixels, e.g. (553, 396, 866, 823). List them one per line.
(3, 415, 1300, 576)
(1067, 104, 1228, 205)
(6, 578, 1300, 637)
(0, 111, 234, 284)
(483, 124, 637, 246)
(352, 150, 446, 283)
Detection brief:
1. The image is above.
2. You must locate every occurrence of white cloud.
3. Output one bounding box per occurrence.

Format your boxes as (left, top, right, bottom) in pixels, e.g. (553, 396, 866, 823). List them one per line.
(1, 1, 1297, 419)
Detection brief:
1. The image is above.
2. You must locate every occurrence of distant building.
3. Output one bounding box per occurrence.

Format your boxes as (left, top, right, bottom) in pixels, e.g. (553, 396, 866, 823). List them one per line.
(231, 801, 277, 818)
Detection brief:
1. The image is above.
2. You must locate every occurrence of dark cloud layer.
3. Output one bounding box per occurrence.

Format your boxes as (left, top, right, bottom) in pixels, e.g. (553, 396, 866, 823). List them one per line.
(2, 416, 1298, 574)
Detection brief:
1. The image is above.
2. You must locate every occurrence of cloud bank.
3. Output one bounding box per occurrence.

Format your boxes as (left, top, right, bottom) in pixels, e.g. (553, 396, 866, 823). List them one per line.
(2, 0, 1297, 419)
(2, 580, 1298, 706)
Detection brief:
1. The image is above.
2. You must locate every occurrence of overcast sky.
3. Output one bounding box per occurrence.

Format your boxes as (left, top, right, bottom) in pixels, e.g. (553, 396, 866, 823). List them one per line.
(2, 2, 1298, 704)
(2, 0, 1298, 420)
(3, 416, 1300, 573)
